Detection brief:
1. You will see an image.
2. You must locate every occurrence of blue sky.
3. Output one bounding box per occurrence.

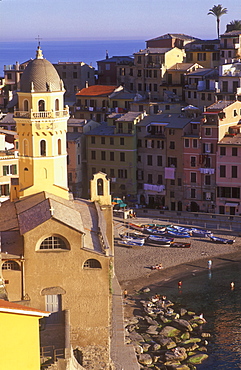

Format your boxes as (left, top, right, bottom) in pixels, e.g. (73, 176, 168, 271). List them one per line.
(1, 0, 240, 41)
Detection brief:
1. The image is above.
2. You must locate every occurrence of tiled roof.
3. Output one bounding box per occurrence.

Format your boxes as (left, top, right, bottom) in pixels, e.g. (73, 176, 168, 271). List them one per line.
(135, 48, 171, 55)
(76, 85, 117, 96)
(67, 132, 82, 141)
(168, 63, 197, 71)
(206, 101, 234, 111)
(85, 122, 115, 136)
(17, 196, 85, 235)
(146, 33, 198, 42)
(97, 56, 133, 63)
(221, 30, 241, 36)
(219, 133, 241, 145)
(0, 299, 50, 317)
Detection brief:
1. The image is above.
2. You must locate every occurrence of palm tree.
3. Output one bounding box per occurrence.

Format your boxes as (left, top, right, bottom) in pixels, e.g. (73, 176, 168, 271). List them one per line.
(208, 4, 228, 38)
(226, 20, 241, 32)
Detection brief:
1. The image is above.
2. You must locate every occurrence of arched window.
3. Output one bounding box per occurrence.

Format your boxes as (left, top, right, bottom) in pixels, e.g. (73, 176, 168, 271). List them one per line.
(2, 260, 20, 270)
(97, 178, 104, 195)
(83, 259, 101, 269)
(58, 139, 61, 155)
(40, 236, 69, 250)
(23, 139, 29, 156)
(38, 100, 45, 112)
(23, 100, 29, 111)
(55, 99, 59, 111)
(40, 140, 46, 156)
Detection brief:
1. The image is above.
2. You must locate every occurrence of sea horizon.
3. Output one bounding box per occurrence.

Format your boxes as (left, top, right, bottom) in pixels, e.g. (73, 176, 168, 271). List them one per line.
(0, 39, 146, 73)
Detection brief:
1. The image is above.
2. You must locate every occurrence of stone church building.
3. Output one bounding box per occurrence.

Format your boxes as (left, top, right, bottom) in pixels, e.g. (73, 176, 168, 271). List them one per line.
(0, 46, 114, 369)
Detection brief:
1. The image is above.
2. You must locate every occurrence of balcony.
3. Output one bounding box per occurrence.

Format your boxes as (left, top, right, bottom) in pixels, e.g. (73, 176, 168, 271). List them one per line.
(14, 109, 69, 119)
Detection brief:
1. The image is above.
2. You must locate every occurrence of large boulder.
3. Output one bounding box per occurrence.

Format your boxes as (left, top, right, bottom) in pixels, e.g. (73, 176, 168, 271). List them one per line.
(129, 331, 144, 343)
(159, 326, 181, 338)
(172, 319, 193, 332)
(187, 353, 208, 364)
(138, 353, 153, 365)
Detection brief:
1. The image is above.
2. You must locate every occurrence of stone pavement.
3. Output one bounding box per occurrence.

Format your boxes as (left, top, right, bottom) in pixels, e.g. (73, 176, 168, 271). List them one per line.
(110, 275, 140, 370)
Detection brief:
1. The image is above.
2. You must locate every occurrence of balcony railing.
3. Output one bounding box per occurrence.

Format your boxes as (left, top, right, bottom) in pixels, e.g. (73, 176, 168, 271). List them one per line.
(14, 109, 69, 119)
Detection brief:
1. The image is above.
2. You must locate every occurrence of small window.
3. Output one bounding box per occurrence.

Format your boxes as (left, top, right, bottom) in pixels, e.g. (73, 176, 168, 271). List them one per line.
(220, 147, 226, 155)
(2, 261, 20, 270)
(101, 137, 105, 145)
(40, 236, 68, 250)
(184, 139, 189, 148)
(232, 147, 238, 156)
(120, 138, 124, 145)
(38, 100, 45, 112)
(83, 259, 101, 269)
(120, 152, 125, 162)
(193, 139, 198, 148)
(58, 139, 61, 155)
(91, 136, 95, 144)
(40, 140, 46, 156)
(23, 100, 29, 111)
(110, 137, 114, 145)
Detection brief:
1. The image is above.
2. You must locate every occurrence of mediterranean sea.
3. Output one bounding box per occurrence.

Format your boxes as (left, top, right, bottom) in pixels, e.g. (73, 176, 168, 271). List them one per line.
(157, 260, 241, 369)
(0, 39, 145, 75)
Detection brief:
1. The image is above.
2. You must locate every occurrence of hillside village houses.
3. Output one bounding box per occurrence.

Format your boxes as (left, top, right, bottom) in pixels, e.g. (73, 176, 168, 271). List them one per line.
(1, 30, 241, 215)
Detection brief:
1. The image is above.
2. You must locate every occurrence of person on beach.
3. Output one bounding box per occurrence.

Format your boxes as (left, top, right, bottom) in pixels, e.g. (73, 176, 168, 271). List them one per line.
(208, 260, 212, 269)
(230, 282, 235, 290)
(178, 280, 182, 289)
(123, 289, 128, 299)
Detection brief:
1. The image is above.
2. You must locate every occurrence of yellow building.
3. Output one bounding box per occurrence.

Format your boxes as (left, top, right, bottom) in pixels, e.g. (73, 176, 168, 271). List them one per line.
(0, 299, 49, 370)
(12, 46, 69, 201)
(1, 46, 114, 369)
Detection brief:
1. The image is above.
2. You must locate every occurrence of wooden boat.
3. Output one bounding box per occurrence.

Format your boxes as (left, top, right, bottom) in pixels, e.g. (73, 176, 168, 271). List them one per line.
(146, 235, 174, 247)
(208, 235, 235, 244)
(118, 238, 145, 248)
(166, 229, 191, 238)
(191, 228, 212, 237)
(144, 227, 167, 235)
(172, 225, 193, 234)
(119, 231, 146, 240)
(128, 222, 146, 232)
(170, 242, 191, 248)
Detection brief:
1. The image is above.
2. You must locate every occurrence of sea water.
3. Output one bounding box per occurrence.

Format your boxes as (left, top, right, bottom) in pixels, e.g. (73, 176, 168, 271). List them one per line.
(156, 260, 241, 369)
(0, 39, 145, 74)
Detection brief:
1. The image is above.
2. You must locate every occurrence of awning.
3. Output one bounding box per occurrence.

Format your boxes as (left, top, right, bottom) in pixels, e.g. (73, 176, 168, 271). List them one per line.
(225, 202, 239, 207)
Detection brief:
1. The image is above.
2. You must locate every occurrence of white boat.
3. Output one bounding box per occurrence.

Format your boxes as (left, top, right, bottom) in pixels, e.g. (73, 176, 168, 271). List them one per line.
(118, 238, 145, 248)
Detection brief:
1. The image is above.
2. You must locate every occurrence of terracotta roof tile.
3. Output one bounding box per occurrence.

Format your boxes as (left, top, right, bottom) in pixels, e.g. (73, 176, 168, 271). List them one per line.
(76, 85, 117, 97)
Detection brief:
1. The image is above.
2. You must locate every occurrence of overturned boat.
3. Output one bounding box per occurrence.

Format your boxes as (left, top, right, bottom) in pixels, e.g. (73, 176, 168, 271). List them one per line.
(146, 235, 174, 247)
(208, 235, 235, 244)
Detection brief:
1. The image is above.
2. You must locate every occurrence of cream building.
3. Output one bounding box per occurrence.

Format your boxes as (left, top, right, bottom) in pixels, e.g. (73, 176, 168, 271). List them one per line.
(1, 46, 114, 370)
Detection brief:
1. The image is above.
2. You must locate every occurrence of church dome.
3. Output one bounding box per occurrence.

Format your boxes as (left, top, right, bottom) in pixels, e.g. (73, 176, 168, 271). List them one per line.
(20, 46, 63, 93)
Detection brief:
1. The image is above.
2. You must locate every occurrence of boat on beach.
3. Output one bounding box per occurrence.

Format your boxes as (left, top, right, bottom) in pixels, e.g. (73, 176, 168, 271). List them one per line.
(117, 238, 145, 248)
(146, 235, 174, 247)
(166, 227, 192, 238)
(208, 235, 235, 244)
(191, 228, 212, 237)
(170, 241, 191, 248)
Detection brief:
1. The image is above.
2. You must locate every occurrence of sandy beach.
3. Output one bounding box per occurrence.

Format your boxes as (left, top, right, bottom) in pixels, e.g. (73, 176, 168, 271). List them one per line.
(113, 217, 241, 317)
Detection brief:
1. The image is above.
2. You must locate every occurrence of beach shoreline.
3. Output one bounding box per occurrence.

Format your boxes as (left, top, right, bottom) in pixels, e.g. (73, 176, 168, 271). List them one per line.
(114, 219, 241, 318)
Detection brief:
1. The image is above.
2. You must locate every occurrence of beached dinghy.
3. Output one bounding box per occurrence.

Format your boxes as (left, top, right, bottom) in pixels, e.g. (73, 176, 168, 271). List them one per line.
(146, 235, 174, 247)
(191, 228, 212, 237)
(144, 227, 167, 235)
(172, 225, 193, 234)
(118, 238, 145, 248)
(170, 241, 191, 248)
(166, 227, 191, 238)
(208, 235, 235, 244)
(128, 222, 146, 232)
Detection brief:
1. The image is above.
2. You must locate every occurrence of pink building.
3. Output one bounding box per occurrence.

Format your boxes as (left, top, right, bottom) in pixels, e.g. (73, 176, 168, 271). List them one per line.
(216, 128, 241, 215)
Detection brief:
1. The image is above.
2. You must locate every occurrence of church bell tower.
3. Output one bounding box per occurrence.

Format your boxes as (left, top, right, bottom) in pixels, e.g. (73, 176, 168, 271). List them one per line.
(11, 46, 69, 200)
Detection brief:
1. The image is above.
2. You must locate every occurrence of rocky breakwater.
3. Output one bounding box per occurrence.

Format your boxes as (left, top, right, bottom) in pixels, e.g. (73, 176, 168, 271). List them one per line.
(125, 291, 210, 370)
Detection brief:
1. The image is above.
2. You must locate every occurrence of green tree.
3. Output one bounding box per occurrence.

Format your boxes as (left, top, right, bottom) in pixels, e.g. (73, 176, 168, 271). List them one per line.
(226, 20, 241, 32)
(208, 4, 228, 38)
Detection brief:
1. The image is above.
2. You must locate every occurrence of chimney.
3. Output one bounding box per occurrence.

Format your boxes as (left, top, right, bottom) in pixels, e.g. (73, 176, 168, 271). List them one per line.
(85, 81, 89, 88)
(106, 50, 109, 59)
